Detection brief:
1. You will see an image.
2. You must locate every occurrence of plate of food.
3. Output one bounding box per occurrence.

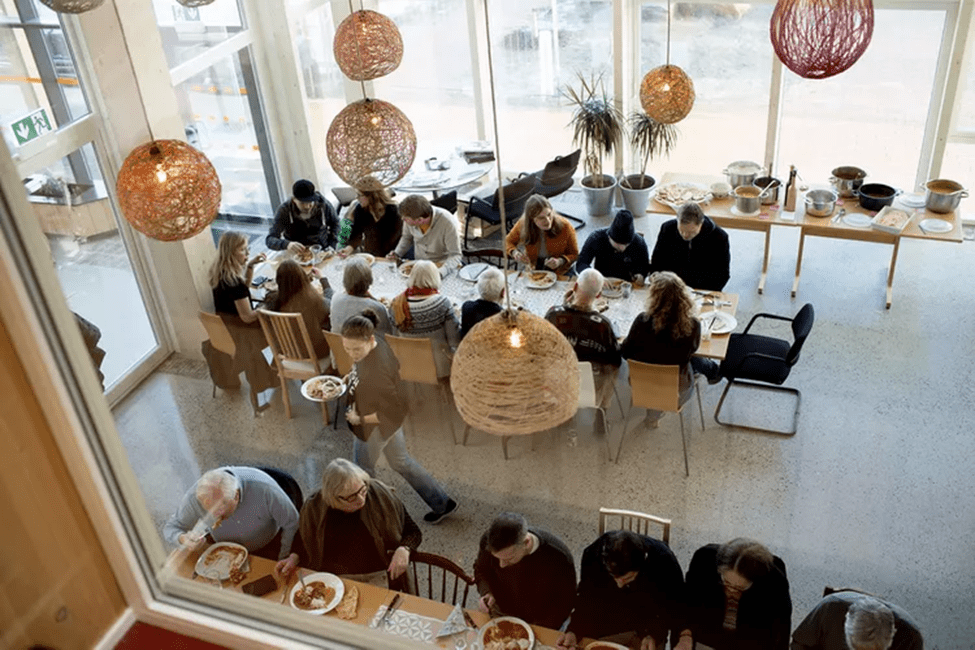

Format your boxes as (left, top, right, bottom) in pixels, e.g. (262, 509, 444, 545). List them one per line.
(459, 262, 492, 282)
(398, 260, 417, 277)
(294, 248, 316, 266)
(352, 253, 375, 265)
(871, 206, 911, 234)
(653, 182, 712, 211)
(699, 310, 738, 335)
(525, 270, 557, 289)
(585, 642, 629, 650)
(601, 278, 632, 299)
(195, 542, 248, 582)
(478, 616, 534, 650)
(301, 375, 346, 402)
(289, 572, 345, 615)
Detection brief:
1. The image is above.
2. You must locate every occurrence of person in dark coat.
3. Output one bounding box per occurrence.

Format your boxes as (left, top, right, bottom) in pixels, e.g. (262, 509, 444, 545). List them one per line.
(576, 209, 650, 282)
(791, 591, 923, 650)
(461, 266, 504, 338)
(649, 202, 730, 291)
(684, 538, 792, 650)
(266, 179, 339, 252)
(557, 530, 686, 650)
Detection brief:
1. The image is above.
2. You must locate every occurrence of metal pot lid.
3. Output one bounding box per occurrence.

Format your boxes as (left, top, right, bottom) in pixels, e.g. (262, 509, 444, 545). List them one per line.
(725, 160, 763, 174)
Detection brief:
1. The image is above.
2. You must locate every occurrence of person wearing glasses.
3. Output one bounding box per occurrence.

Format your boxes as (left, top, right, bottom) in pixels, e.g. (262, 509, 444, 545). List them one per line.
(683, 538, 792, 650)
(505, 195, 579, 276)
(277, 458, 419, 590)
(387, 194, 462, 276)
(266, 179, 339, 254)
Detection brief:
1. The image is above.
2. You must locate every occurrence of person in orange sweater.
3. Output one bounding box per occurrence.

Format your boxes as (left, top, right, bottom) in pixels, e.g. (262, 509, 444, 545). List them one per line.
(505, 195, 579, 276)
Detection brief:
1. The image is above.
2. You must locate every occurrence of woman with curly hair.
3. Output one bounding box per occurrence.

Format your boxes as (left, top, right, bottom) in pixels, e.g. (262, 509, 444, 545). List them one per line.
(339, 176, 402, 258)
(504, 194, 578, 276)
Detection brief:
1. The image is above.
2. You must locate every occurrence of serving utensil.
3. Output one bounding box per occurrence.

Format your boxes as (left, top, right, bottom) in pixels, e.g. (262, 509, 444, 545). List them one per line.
(378, 593, 402, 627)
(462, 610, 478, 630)
(831, 208, 846, 224)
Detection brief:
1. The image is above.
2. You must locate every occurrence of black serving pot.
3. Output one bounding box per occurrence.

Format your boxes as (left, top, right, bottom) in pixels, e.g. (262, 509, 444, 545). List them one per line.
(857, 183, 899, 211)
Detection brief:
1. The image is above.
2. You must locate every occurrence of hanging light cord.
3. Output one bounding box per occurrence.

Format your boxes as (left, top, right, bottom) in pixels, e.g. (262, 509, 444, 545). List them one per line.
(349, 0, 368, 100)
(115, 2, 157, 147)
(666, 0, 672, 65)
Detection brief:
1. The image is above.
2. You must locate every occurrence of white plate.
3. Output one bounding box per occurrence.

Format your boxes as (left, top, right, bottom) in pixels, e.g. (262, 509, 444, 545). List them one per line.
(459, 262, 492, 282)
(398, 260, 417, 277)
(290, 573, 345, 615)
(601, 278, 631, 298)
(300, 375, 346, 402)
(352, 253, 375, 265)
(585, 642, 630, 650)
(195, 542, 248, 581)
(524, 270, 557, 289)
(700, 310, 738, 335)
(730, 205, 760, 217)
(842, 213, 872, 228)
(478, 616, 535, 650)
(920, 218, 953, 233)
(899, 192, 926, 208)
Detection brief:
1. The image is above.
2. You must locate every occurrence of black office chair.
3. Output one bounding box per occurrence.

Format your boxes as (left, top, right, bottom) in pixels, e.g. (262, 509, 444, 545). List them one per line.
(461, 248, 517, 269)
(714, 303, 815, 436)
(464, 174, 536, 247)
(522, 149, 586, 232)
(430, 190, 458, 214)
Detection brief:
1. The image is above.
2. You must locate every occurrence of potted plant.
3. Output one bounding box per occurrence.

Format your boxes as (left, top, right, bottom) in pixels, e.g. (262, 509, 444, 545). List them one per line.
(562, 73, 625, 217)
(620, 111, 678, 215)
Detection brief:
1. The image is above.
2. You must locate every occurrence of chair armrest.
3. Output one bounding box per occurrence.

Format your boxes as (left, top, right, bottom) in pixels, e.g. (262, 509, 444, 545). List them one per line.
(742, 312, 794, 335)
(725, 351, 789, 379)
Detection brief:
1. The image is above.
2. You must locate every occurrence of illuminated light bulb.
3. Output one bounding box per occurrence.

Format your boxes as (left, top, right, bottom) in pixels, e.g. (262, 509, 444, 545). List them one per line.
(509, 328, 523, 348)
(662, 83, 671, 92)
(370, 115, 381, 126)
(155, 166, 168, 183)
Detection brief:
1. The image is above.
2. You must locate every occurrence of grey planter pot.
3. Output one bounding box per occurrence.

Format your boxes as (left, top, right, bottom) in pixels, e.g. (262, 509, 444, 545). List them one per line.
(619, 174, 656, 216)
(581, 174, 618, 217)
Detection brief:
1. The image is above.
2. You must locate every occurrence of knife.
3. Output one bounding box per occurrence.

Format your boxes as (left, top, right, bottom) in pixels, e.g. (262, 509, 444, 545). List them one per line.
(462, 610, 478, 630)
(378, 593, 402, 627)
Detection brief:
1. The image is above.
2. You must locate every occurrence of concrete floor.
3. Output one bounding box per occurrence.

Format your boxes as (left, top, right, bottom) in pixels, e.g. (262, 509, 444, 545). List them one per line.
(113, 190, 975, 649)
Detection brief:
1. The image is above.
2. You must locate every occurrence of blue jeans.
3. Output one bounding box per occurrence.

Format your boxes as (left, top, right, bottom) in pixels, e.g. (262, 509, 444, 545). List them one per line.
(353, 427, 451, 513)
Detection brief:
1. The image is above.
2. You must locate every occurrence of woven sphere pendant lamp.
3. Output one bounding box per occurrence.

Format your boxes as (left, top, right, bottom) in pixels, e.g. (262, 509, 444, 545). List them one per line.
(326, 98, 416, 187)
(175, 0, 216, 7)
(640, 64, 696, 125)
(115, 140, 222, 242)
(770, 0, 874, 79)
(333, 9, 404, 81)
(451, 310, 580, 437)
(38, 0, 104, 13)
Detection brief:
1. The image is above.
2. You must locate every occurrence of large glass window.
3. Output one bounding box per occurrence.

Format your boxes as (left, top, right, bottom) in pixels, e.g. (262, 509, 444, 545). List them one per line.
(151, 0, 246, 70)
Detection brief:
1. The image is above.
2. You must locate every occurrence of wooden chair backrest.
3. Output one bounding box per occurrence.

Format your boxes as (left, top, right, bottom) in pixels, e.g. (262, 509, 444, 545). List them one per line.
(257, 310, 320, 373)
(409, 551, 475, 608)
(385, 335, 438, 385)
(628, 360, 680, 413)
(598, 507, 672, 546)
(322, 331, 353, 376)
(199, 311, 236, 357)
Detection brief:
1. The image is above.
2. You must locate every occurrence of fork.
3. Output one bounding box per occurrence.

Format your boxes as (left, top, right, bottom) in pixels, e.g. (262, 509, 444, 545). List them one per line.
(831, 208, 846, 224)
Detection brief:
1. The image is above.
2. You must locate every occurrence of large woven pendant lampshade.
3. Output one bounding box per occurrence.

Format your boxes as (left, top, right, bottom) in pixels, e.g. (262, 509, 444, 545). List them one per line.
(770, 0, 874, 79)
(116, 140, 221, 242)
(451, 311, 580, 436)
(176, 0, 216, 7)
(333, 9, 404, 81)
(39, 0, 104, 13)
(326, 98, 416, 187)
(640, 64, 696, 125)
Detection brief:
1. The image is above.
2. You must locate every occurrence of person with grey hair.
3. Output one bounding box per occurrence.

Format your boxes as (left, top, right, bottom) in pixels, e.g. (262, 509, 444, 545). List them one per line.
(545, 268, 621, 413)
(163, 466, 299, 563)
(649, 202, 731, 291)
(277, 458, 421, 590)
(388, 260, 461, 378)
(329, 256, 392, 334)
(791, 591, 922, 650)
(461, 267, 505, 338)
(474, 512, 576, 629)
(388, 194, 462, 276)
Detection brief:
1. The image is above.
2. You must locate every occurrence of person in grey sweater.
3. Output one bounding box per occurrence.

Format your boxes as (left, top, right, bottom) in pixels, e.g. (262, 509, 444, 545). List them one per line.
(330, 256, 392, 335)
(389, 194, 462, 276)
(163, 467, 299, 561)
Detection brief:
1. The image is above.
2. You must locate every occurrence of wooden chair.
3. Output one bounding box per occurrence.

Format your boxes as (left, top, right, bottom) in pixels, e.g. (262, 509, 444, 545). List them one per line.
(578, 361, 623, 461)
(322, 330, 354, 430)
(385, 335, 456, 444)
(199, 311, 266, 417)
(257, 309, 331, 424)
(598, 507, 671, 546)
(408, 551, 476, 608)
(617, 360, 705, 475)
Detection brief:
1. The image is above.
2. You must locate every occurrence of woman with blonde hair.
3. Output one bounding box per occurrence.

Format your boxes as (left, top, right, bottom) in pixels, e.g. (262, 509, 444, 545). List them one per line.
(264, 259, 332, 359)
(339, 176, 402, 258)
(388, 260, 460, 378)
(504, 194, 578, 275)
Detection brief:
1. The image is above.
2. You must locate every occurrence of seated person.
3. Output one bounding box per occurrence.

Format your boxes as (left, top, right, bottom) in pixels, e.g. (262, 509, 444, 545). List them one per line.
(266, 179, 339, 253)
(505, 195, 578, 276)
(389, 260, 460, 379)
(791, 592, 923, 650)
(330, 256, 393, 335)
(649, 202, 730, 291)
(461, 267, 505, 338)
(277, 458, 419, 589)
(474, 512, 576, 630)
(163, 467, 299, 562)
(389, 194, 462, 276)
(576, 209, 650, 283)
(545, 268, 621, 411)
(557, 529, 686, 650)
(338, 176, 402, 258)
(621, 272, 721, 418)
(208, 232, 276, 408)
(263, 260, 332, 359)
(684, 538, 792, 650)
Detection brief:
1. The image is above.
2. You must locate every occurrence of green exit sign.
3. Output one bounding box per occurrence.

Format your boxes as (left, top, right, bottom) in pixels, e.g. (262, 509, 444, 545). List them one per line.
(10, 108, 54, 146)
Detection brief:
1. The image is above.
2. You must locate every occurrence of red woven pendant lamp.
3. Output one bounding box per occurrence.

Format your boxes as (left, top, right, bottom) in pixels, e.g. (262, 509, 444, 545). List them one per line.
(770, 0, 875, 79)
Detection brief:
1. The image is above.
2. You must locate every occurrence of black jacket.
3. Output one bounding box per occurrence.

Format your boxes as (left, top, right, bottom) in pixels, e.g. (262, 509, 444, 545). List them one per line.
(460, 299, 503, 339)
(576, 228, 650, 281)
(349, 338, 408, 441)
(649, 217, 730, 291)
(685, 544, 792, 650)
(266, 192, 339, 250)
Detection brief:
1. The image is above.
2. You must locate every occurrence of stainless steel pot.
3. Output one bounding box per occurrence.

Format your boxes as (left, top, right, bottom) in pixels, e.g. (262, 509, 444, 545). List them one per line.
(830, 166, 867, 198)
(924, 179, 968, 214)
(724, 160, 764, 188)
(805, 189, 838, 217)
(754, 176, 780, 205)
(734, 186, 763, 214)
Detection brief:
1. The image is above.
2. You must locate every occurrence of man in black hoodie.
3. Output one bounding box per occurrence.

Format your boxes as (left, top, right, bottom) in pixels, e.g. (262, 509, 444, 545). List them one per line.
(649, 202, 730, 291)
(266, 179, 339, 253)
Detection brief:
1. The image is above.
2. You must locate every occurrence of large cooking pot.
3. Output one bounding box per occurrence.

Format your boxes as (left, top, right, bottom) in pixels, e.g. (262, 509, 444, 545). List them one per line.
(754, 176, 780, 205)
(830, 166, 867, 198)
(733, 185, 763, 214)
(857, 183, 899, 212)
(805, 189, 837, 217)
(723, 160, 764, 188)
(924, 179, 968, 214)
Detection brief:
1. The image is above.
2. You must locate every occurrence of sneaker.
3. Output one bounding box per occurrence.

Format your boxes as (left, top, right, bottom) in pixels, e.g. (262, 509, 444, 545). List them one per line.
(423, 499, 458, 525)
